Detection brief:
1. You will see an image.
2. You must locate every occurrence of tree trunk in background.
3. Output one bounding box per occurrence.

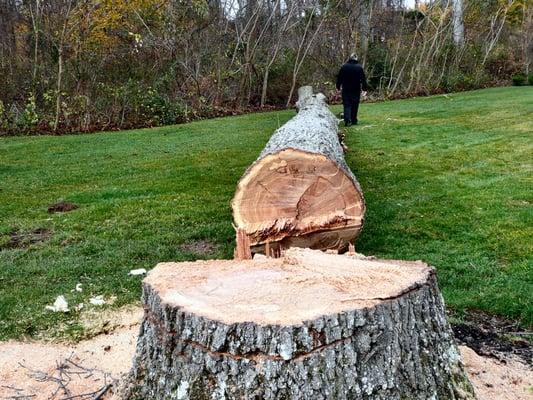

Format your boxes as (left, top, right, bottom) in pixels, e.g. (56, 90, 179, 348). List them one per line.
(52, 0, 73, 132)
(53, 47, 63, 132)
(123, 248, 477, 400)
(452, 0, 465, 46)
(522, 2, 533, 74)
(232, 86, 365, 254)
(29, 0, 41, 85)
(0, 0, 18, 75)
(360, 0, 373, 65)
(260, 68, 271, 107)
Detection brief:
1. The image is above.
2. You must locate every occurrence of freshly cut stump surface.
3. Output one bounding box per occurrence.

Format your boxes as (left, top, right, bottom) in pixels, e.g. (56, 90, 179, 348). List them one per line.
(125, 248, 476, 400)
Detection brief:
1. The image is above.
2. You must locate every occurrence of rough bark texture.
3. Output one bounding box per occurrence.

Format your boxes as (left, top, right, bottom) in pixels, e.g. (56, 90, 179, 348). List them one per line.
(123, 249, 476, 400)
(260, 87, 361, 189)
(232, 86, 365, 253)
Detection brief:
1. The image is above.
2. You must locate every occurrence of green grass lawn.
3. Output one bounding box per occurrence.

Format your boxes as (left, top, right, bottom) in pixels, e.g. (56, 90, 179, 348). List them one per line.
(0, 87, 532, 340)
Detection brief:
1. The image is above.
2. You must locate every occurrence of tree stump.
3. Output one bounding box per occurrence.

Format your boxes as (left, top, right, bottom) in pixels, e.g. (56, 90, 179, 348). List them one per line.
(232, 86, 365, 254)
(124, 248, 476, 400)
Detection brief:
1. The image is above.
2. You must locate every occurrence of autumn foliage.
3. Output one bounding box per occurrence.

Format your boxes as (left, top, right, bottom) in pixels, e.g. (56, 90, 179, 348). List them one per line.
(0, 0, 530, 135)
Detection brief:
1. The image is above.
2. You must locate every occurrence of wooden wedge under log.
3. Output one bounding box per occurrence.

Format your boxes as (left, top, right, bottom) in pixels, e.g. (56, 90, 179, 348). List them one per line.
(232, 86, 365, 254)
(123, 248, 476, 400)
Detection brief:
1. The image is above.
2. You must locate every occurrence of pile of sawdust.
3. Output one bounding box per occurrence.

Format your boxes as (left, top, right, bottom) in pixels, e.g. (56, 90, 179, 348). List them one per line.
(460, 346, 533, 400)
(1, 307, 531, 400)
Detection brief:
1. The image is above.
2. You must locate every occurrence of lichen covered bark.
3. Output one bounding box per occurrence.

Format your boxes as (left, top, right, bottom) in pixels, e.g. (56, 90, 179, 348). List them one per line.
(257, 88, 363, 196)
(124, 271, 475, 399)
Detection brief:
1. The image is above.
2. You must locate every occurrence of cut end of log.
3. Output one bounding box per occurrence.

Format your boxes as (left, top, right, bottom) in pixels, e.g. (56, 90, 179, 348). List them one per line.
(144, 248, 430, 325)
(232, 149, 364, 251)
(232, 86, 365, 253)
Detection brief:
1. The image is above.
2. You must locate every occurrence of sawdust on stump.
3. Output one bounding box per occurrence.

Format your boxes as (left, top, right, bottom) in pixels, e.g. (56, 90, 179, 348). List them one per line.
(144, 248, 432, 325)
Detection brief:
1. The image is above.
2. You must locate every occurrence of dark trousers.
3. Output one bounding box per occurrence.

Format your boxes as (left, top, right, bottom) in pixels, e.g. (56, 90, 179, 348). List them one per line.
(342, 94, 360, 125)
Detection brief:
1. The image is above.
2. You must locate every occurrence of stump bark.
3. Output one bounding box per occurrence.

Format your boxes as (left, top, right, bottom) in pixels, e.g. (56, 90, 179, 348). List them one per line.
(232, 86, 365, 253)
(124, 248, 476, 400)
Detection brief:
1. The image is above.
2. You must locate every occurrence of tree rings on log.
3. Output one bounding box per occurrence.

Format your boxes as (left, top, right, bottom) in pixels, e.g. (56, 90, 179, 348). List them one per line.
(232, 87, 365, 253)
(124, 248, 476, 400)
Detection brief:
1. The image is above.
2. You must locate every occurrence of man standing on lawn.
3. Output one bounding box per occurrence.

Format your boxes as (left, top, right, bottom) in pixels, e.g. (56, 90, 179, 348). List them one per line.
(336, 53, 368, 126)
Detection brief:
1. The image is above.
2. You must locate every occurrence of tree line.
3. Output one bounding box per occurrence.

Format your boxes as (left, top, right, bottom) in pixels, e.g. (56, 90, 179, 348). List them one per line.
(0, 0, 530, 135)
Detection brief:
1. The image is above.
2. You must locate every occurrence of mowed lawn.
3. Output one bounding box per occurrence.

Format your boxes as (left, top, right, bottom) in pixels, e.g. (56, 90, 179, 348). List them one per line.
(0, 87, 531, 340)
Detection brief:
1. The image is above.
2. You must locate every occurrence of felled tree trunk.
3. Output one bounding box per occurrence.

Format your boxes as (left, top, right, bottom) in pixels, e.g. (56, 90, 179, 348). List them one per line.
(124, 248, 476, 400)
(232, 86, 365, 254)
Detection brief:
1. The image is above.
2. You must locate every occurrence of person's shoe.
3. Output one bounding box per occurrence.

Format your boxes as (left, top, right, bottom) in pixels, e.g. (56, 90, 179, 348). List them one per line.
(345, 122, 352, 127)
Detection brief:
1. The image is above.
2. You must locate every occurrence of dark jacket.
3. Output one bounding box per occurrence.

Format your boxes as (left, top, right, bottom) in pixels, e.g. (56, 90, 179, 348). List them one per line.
(336, 60, 368, 97)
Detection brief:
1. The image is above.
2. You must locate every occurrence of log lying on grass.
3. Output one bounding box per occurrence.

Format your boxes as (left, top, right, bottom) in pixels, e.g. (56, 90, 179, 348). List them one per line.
(232, 86, 365, 254)
(124, 248, 476, 399)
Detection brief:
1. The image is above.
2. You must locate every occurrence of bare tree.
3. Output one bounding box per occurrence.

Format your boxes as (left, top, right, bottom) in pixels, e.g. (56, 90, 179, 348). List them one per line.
(260, 0, 297, 106)
(50, 0, 74, 131)
(452, 0, 465, 46)
(360, 0, 374, 64)
(286, 3, 330, 106)
(482, 0, 524, 66)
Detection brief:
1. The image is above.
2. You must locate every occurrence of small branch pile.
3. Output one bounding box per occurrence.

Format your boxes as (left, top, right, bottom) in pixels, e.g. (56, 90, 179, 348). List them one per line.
(14, 353, 114, 400)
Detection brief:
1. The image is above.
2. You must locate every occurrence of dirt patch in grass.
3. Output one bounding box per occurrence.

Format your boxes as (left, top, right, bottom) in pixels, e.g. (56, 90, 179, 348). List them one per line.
(179, 239, 218, 256)
(47, 201, 78, 213)
(0, 228, 52, 251)
(452, 310, 532, 365)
